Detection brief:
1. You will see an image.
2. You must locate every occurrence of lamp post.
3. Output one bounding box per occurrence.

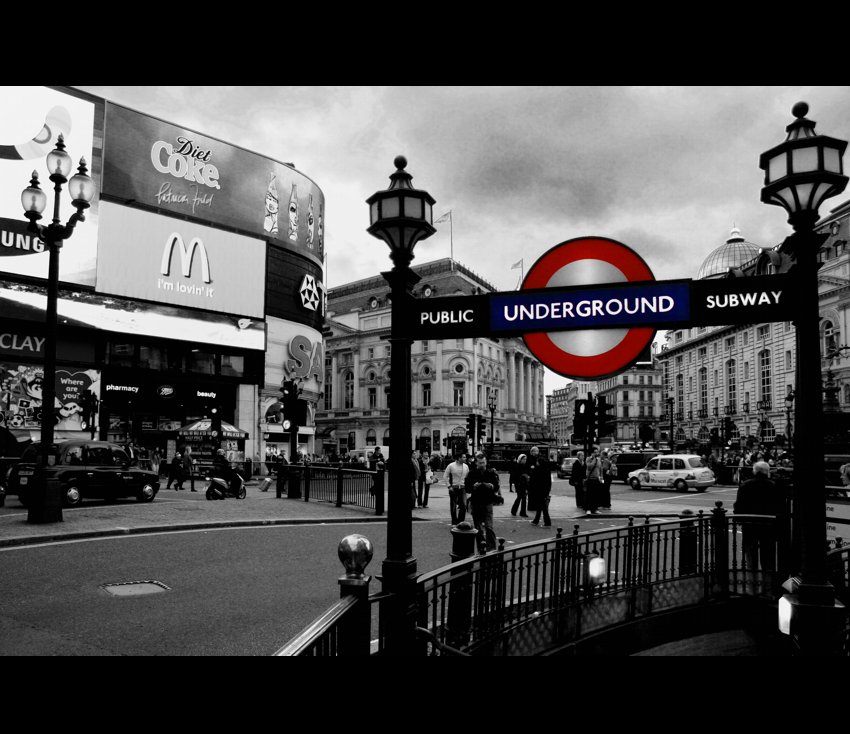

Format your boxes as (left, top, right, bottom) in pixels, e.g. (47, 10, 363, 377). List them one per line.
(487, 392, 497, 456)
(366, 155, 435, 655)
(665, 396, 675, 452)
(759, 102, 848, 654)
(20, 134, 95, 524)
(784, 389, 795, 452)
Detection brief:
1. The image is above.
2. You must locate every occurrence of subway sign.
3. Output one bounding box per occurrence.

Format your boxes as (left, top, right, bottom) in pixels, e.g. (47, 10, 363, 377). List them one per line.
(410, 274, 794, 339)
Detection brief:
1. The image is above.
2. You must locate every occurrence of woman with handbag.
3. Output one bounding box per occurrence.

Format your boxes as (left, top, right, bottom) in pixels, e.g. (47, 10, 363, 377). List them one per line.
(584, 449, 602, 515)
(510, 454, 530, 517)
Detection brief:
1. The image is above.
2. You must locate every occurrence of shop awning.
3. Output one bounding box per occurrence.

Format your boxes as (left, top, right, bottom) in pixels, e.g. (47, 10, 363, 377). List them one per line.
(177, 419, 248, 439)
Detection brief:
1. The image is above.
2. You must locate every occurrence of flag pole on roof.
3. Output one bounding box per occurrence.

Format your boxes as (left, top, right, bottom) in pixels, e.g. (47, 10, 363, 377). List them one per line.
(434, 210, 453, 269)
(511, 258, 524, 289)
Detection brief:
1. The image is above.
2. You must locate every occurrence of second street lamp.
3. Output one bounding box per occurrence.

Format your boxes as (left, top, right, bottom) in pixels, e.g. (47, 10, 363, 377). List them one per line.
(366, 155, 435, 655)
(487, 392, 497, 456)
(20, 133, 95, 524)
(759, 102, 848, 654)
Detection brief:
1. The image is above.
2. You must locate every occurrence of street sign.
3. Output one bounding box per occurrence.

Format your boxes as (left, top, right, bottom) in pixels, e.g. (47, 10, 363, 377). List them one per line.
(406, 236, 797, 379)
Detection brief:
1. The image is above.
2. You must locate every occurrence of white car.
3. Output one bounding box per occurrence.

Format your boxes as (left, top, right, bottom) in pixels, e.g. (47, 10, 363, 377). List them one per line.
(627, 454, 715, 493)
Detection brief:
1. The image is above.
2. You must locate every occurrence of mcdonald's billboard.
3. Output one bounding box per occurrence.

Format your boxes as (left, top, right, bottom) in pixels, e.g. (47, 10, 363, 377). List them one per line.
(95, 201, 265, 318)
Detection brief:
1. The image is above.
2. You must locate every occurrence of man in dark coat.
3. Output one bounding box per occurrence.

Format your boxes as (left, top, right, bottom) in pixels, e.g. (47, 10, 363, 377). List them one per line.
(571, 451, 587, 510)
(733, 460, 784, 571)
(527, 446, 552, 526)
(465, 451, 501, 554)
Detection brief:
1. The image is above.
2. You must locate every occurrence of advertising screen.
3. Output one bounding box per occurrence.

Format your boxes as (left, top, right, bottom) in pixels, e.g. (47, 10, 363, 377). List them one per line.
(0, 362, 100, 432)
(0, 281, 266, 351)
(96, 201, 266, 319)
(0, 86, 100, 285)
(102, 103, 325, 264)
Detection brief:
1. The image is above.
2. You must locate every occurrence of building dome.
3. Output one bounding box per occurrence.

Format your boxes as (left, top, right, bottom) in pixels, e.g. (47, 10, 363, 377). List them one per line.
(697, 228, 762, 280)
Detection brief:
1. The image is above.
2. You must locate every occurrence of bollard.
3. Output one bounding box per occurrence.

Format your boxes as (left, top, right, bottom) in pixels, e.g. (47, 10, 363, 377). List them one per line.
(373, 468, 385, 516)
(337, 534, 373, 657)
(710, 501, 729, 598)
(446, 521, 478, 649)
(287, 465, 302, 499)
(276, 465, 287, 499)
(679, 509, 698, 576)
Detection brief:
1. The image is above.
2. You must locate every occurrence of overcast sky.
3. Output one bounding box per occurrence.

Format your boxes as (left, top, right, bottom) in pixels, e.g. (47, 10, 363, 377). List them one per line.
(77, 85, 850, 396)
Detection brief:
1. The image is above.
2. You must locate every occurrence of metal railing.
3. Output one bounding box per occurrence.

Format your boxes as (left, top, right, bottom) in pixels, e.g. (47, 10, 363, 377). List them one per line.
(282, 503, 793, 656)
(274, 596, 359, 656)
(276, 465, 385, 515)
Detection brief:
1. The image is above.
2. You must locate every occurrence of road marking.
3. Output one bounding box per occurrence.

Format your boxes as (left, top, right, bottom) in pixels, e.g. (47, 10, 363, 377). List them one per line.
(637, 489, 735, 503)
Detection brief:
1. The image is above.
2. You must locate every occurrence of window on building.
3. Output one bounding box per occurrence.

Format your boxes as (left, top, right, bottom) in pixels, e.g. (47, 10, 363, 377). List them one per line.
(822, 319, 838, 356)
(845, 384, 850, 404)
(676, 356, 683, 367)
(727, 359, 736, 407)
(348, 431, 356, 449)
(757, 325, 769, 340)
(422, 382, 431, 407)
(422, 340, 429, 351)
(785, 321, 793, 333)
(639, 390, 645, 401)
(477, 385, 482, 406)
(675, 331, 683, 344)
(676, 374, 684, 413)
(623, 376, 629, 384)
(698, 347, 707, 359)
(366, 428, 376, 446)
(759, 349, 772, 402)
(726, 337, 735, 350)
(639, 405, 645, 417)
(368, 347, 374, 359)
(689, 376, 693, 392)
(368, 387, 377, 409)
(622, 390, 629, 401)
(383, 429, 390, 446)
(648, 404, 654, 416)
(344, 372, 354, 409)
(220, 354, 244, 377)
(699, 367, 708, 413)
(714, 369, 718, 387)
(453, 381, 465, 407)
(107, 342, 135, 367)
(744, 361, 750, 380)
(623, 405, 630, 418)
(743, 331, 750, 345)
(647, 376, 653, 384)
(456, 339, 464, 349)
(785, 351, 792, 371)
(639, 376, 644, 385)
(713, 343, 718, 356)
(187, 350, 216, 375)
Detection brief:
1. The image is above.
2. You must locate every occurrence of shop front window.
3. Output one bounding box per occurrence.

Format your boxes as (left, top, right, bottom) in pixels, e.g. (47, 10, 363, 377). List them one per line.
(221, 354, 244, 377)
(139, 345, 167, 371)
(188, 350, 216, 375)
(107, 342, 135, 367)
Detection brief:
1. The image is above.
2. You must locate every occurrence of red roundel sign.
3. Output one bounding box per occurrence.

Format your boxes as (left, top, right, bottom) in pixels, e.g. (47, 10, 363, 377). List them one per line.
(522, 236, 655, 379)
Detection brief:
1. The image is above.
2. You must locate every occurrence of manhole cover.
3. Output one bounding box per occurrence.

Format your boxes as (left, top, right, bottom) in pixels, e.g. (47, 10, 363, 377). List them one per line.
(101, 580, 171, 597)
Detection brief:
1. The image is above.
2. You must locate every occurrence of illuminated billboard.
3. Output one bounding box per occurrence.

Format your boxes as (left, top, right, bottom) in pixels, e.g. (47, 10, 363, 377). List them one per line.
(96, 201, 266, 319)
(0, 86, 101, 285)
(102, 103, 325, 264)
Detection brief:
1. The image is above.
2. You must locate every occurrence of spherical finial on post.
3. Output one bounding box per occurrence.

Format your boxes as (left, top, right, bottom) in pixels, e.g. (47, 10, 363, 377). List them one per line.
(792, 101, 809, 119)
(393, 155, 408, 170)
(338, 534, 374, 578)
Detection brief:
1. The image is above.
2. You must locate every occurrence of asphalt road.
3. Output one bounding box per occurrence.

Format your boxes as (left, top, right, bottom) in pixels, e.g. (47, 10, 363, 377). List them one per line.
(0, 477, 743, 656)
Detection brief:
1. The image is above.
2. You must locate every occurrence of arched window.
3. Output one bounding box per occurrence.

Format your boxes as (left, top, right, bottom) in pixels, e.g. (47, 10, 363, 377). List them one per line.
(366, 428, 376, 446)
(822, 319, 838, 356)
(383, 428, 390, 446)
(844, 384, 850, 405)
(343, 371, 354, 409)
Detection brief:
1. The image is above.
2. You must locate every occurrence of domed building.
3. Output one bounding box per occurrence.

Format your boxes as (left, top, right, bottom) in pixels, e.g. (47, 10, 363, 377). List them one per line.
(697, 227, 762, 280)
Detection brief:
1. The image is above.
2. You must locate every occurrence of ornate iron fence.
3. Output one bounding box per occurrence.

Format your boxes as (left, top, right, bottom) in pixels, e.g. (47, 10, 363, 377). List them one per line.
(276, 465, 384, 515)
(281, 503, 795, 656)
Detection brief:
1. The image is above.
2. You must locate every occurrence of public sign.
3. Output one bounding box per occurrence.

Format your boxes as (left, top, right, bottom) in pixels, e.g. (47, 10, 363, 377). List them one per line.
(408, 236, 796, 379)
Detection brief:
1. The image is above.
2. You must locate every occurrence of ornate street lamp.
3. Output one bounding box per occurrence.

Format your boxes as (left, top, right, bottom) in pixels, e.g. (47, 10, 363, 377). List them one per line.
(366, 156, 435, 655)
(665, 396, 675, 451)
(21, 134, 96, 524)
(487, 392, 497, 456)
(760, 102, 848, 654)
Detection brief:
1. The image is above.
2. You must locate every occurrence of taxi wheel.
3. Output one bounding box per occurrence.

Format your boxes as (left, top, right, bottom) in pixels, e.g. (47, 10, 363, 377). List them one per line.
(629, 477, 641, 490)
(674, 479, 688, 493)
(62, 485, 83, 507)
(136, 483, 156, 503)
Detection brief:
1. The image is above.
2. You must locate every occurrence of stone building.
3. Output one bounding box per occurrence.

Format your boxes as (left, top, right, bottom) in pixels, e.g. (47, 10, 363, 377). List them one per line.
(316, 258, 548, 458)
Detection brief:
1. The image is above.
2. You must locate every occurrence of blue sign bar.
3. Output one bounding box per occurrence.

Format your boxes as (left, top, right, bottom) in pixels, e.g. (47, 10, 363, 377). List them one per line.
(490, 281, 692, 334)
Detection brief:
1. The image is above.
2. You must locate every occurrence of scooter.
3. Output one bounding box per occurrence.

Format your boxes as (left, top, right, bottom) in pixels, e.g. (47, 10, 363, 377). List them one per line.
(205, 471, 247, 500)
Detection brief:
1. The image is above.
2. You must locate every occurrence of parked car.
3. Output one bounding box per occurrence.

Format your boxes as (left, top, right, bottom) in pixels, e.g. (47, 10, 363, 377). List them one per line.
(627, 454, 715, 493)
(7, 440, 160, 507)
(557, 457, 577, 479)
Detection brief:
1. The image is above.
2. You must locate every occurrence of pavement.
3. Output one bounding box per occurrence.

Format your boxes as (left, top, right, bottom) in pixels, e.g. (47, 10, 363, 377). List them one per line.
(0, 471, 723, 549)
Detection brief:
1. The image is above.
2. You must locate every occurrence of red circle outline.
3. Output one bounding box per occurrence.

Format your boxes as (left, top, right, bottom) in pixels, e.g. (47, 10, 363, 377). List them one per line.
(520, 237, 656, 379)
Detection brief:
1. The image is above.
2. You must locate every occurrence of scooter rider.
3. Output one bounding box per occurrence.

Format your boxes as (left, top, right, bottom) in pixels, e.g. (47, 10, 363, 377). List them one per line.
(213, 448, 237, 492)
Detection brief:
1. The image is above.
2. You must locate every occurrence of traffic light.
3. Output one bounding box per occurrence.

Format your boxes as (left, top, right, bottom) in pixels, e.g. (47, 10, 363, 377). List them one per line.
(210, 406, 223, 443)
(477, 414, 487, 446)
(574, 399, 595, 441)
(596, 395, 616, 438)
(466, 414, 476, 441)
(723, 416, 735, 440)
(281, 379, 299, 431)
